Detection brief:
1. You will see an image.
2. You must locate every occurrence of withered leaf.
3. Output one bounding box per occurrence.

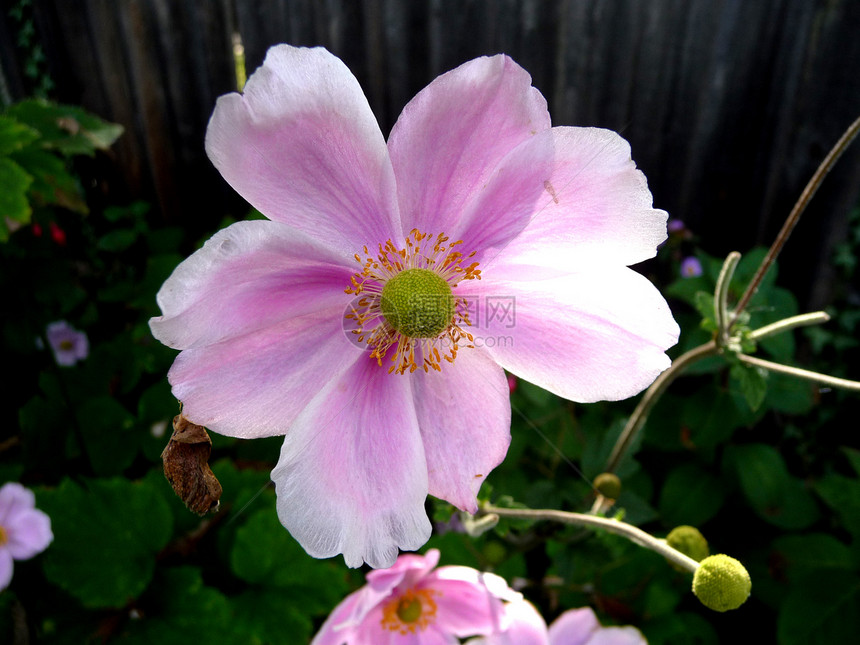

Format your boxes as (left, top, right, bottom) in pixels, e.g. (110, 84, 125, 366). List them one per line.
(162, 413, 222, 515)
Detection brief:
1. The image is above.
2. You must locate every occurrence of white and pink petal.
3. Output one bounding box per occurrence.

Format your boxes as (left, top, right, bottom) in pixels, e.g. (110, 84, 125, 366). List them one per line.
(271, 357, 431, 569)
(206, 45, 401, 252)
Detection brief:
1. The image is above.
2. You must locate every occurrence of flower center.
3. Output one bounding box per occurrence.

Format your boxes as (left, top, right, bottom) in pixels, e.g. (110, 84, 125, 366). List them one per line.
(380, 268, 455, 338)
(345, 229, 480, 375)
(380, 588, 439, 634)
(0, 526, 6, 546)
(59, 340, 74, 351)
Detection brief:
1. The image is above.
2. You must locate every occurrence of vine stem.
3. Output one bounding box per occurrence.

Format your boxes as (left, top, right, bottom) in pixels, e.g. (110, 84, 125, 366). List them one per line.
(480, 504, 700, 574)
(735, 115, 860, 316)
(604, 340, 718, 474)
(737, 354, 860, 392)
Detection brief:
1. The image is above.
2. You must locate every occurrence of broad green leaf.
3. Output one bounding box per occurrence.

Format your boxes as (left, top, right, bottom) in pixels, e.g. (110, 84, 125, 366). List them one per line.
(37, 477, 173, 608)
(6, 99, 123, 156)
(0, 157, 33, 240)
(75, 396, 139, 475)
(231, 589, 313, 645)
(658, 463, 725, 526)
(726, 444, 819, 529)
(0, 114, 39, 154)
(777, 570, 860, 645)
(771, 534, 854, 583)
(11, 148, 87, 213)
(813, 473, 860, 537)
(230, 509, 348, 614)
(643, 611, 719, 645)
(114, 567, 243, 645)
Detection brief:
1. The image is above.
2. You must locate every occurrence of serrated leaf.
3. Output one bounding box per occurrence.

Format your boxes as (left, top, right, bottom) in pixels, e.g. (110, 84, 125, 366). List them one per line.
(0, 157, 33, 240)
(692, 290, 717, 330)
(730, 362, 768, 411)
(37, 477, 173, 608)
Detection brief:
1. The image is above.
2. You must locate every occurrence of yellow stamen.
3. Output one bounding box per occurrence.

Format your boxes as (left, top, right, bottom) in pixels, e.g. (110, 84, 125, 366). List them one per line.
(380, 588, 439, 634)
(0, 525, 7, 546)
(345, 229, 481, 374)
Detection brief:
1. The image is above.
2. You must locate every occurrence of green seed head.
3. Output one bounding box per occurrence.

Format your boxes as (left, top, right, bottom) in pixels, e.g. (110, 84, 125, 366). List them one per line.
(666, 525, 710, 563)
(594, 472, 622, 499)
(692, 554, 751, 612)
(381, 268, 455, 338)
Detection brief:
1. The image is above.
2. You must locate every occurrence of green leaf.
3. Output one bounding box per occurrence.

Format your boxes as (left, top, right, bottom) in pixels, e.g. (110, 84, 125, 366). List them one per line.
(10, 147, 87, 213)
(729, 362, 768, 411)
(692, 290, 717, 331)
(115, 567, 243, 645)
(658, 463, 725, 526)
(777, 570, 860, 645)
(231, 589, 313, 645)
(643, 611, 719, 645)
(813, 473, 860, 537)
(230, 509, 348, 614)
(0, 114, 39, 154)
(6, 99, 123, 156)
(75, 396, 139, 475)
(37, 477, 173, 608)
(0, 157, 33, 240)
(97, 228, 140, 252)
(726, 444, 819, 529)
(771, 534, 854, 583)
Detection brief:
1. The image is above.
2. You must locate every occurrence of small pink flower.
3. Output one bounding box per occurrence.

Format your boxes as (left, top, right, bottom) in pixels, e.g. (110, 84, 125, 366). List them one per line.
(0, 483, 53, 590)
(150, 45, 679, 567)
(469, 601, 647, 645)
(680, 256, 703, 278)
(49, 221, 67, 246)
(46, 321, 89, 366)
(312, 549, 518, 644)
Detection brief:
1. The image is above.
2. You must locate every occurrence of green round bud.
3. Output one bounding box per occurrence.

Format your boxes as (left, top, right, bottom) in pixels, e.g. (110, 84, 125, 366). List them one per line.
(381, 268, 455, 338)
(594, 472, 622, 499)
(692, 554, 751, 612)
(666, 525, 710, 563)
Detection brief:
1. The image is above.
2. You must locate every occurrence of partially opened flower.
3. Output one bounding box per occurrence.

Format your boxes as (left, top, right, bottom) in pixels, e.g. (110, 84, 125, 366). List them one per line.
(469, 601, 647, 645)
(312, 549, 518, 644)
(150, 45, 679, 567)
(46, 320, 89, 366)
(0, 482, 53, 590)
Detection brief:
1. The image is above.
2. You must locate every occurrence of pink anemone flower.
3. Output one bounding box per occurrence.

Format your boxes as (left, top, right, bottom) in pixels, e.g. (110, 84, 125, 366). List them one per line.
(149, 45, 679, 568)
(312, 548, 518, 644)
(0, 482, 53, 590)
(468, 601, 647, 645)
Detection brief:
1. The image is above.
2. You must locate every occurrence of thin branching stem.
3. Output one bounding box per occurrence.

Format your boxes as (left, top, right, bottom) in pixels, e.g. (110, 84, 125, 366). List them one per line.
(735, 115, 860, 316)
(748, 311, 831, 341)
(737, 354, 860, 392)
(714, 252, 741, 344)
(480, 504, 700, 574)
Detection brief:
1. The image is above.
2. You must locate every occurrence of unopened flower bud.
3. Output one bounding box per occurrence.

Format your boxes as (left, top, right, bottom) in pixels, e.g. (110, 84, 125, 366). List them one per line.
(666, 525, 709, 563)
(593, 473, 621, 500)
(692, 554, 751, 612)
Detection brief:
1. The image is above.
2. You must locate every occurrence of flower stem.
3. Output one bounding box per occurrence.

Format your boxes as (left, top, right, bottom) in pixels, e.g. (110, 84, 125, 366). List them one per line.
(714, 252, 741, 343)
(480, 504, 700, 573)
(735, 115, 860, 316)
(737, 353, 860, 392)
(748, 311, 831, 341)
(604, 340, 718, 473)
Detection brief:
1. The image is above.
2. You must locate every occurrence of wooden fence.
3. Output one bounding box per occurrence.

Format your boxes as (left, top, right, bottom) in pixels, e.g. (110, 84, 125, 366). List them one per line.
(1, 0, 859, 309)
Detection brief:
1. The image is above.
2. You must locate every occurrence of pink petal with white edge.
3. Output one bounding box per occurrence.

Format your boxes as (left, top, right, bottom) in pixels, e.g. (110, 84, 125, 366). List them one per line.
(480, 127, 667, 278)
(168, 306, 363, 438)
(6, 510, 52, 560)
(547, 607, 600, 645)
(0, 550, 13, 591)
(423, 568, 516, 637)
(584, 628, 647, 645)
(411, 349, 511, 512)
(388, 55, 550, 251)
(469, 599, 549, 645)
(150, 220, 354, 350)
(272, 358, 431, 569)
(460, 268, 679, 402)
(206, 45, 401, 253)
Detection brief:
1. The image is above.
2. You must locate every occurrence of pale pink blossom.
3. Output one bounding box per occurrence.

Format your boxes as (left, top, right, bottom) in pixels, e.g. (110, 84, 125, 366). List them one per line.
(312, 549, 518, 645)
(469, 601, 647, 645)
(149, 45, 679, 567)
(0, 483, 53, 590)
(45, 320, 89, 366)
